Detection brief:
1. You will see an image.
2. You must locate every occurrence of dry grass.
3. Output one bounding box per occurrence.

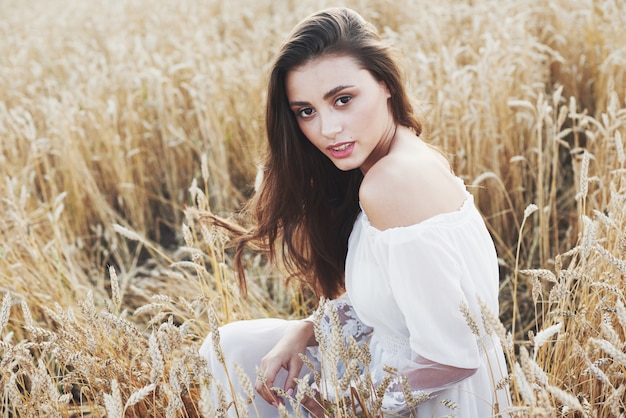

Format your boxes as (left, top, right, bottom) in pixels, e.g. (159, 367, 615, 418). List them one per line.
(1, 0, 625, 416)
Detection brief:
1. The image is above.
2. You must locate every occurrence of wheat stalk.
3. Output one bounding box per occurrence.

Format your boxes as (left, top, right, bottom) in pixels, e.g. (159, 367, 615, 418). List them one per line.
(104, 379, 124, 418)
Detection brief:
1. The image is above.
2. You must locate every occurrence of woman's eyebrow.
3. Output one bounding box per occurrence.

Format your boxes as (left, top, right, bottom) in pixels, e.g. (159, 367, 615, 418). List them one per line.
(289, 100, 309, 107)
(323, 85, 354, 100)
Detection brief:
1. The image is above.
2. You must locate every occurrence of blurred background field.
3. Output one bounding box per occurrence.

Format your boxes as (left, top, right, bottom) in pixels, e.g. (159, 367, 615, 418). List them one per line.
(0, 0, 625, 416)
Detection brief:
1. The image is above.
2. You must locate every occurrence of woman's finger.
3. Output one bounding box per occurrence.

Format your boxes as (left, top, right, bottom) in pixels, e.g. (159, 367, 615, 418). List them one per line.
(255, 364, 283, 405)
(283, 355, 303, 394)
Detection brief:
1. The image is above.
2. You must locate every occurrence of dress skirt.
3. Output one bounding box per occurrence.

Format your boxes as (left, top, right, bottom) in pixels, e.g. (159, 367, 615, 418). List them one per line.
(200, 318, 318, 418)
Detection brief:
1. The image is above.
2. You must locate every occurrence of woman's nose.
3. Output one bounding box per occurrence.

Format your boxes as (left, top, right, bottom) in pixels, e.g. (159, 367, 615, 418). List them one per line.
(320, 110, 342, 139)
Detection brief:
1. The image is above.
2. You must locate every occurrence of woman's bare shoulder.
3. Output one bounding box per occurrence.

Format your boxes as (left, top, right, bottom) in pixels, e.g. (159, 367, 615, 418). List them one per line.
(359, 137, 466, 230)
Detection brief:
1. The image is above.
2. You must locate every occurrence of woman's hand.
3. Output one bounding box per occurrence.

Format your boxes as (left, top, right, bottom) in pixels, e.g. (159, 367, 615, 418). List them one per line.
(255, 320, 316, 407)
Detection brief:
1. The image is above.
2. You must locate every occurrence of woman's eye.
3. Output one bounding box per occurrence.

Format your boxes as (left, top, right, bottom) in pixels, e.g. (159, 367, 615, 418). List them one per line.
(335, 95, 352, 106)
(298, 108, 315, 118)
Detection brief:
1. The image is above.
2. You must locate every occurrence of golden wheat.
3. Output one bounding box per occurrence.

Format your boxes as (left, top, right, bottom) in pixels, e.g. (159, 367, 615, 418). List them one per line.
(1, 0, 626, 416)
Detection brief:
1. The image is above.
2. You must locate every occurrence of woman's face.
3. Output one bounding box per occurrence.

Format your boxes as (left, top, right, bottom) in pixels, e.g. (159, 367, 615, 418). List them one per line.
(286, 54, 395, 173)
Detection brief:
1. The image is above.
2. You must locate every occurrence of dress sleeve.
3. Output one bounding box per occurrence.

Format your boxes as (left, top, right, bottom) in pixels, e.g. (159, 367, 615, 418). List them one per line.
(304, 294, 374, 401)
(306, 293, 373, 345)
(384, 227, 481, 390)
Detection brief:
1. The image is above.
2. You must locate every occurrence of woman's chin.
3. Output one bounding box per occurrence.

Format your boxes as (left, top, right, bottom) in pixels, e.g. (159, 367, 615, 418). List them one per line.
(331, 160, 360, 172)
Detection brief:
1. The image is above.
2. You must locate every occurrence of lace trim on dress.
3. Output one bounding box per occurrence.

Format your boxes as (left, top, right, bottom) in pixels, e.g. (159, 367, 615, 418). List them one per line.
(304, 294, 374, 387)
(306, 296, 431, 415)
(305, 293, 374, 344)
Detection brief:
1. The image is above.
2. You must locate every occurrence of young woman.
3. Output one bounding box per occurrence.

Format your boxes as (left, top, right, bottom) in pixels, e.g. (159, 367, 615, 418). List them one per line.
(200, 7, 510, 417)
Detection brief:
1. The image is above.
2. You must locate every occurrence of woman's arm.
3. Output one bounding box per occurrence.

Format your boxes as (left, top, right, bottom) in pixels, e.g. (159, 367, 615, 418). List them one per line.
(256, 294, 372, 416)
(401, 355, 477, 392)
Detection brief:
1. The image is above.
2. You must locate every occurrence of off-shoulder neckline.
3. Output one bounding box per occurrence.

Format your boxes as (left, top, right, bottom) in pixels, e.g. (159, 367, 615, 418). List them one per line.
(358, 191, 475, 235)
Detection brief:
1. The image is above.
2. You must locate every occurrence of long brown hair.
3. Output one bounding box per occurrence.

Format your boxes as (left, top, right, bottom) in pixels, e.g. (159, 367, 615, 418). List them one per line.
(231, 7, 422, 298)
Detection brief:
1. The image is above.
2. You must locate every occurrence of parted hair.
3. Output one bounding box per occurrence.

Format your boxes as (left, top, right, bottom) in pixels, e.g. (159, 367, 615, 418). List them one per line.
(231, 7, 423, 298)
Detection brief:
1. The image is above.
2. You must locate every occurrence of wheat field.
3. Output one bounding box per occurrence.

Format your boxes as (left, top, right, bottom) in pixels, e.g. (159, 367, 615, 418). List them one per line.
(1, 0, 625, 416)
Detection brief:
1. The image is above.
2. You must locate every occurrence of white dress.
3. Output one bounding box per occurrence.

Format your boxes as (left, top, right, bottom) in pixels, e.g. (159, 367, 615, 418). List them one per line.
(200, 184, 511, 417)
(344, 186, 511, 417)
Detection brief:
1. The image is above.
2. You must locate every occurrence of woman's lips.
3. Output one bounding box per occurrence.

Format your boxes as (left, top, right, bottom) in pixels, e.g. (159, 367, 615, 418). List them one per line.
(327, 142, 354, 158)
